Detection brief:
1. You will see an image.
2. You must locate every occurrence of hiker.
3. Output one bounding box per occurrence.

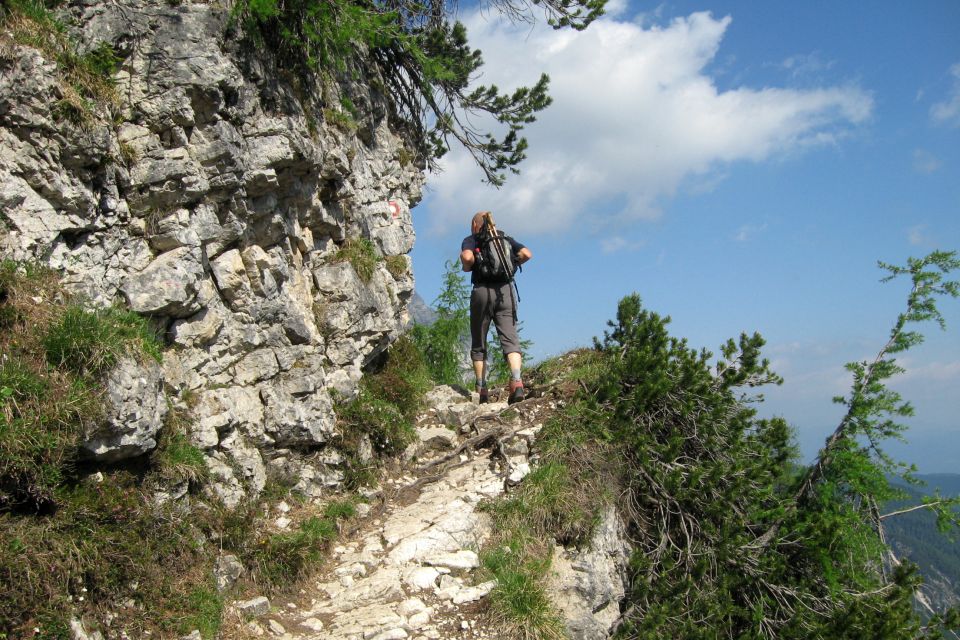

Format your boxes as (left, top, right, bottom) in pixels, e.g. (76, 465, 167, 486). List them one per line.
(460, 211, 532, 405)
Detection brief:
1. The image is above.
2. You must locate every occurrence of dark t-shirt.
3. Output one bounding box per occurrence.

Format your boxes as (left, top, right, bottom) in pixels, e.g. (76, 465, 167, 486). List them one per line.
(461, 234, 526, 286)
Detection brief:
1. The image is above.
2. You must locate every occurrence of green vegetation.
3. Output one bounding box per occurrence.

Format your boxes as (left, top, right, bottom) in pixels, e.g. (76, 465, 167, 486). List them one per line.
(246, 502, 353, 587)
(410, 261, 532, 388)
(0, 0, 122, 119)
(410, 260, 470, 385)
(338, 334, 432, 478)
(231, 0, 606, 185)
(477, 251, 960, 639)
(0, 261, 364, 637)
(153, 428, 208, 485)
(43, 305, 162, 376)
(476, 350, 615, 635)
(2, 471, 215, 638)
(884, 476, 960, 612)
(333, 237, 380, 283)
(0, 261, 161, 512)
(480, 531, 564, 640)
(384, 254, 409, 279)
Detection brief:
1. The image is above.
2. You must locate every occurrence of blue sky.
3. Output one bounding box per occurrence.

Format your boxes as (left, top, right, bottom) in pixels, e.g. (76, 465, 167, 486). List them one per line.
(408, 0, 960, 472)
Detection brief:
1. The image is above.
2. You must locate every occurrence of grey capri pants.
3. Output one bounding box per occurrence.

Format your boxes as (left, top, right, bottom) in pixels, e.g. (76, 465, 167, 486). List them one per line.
(470, 283, 520, 362)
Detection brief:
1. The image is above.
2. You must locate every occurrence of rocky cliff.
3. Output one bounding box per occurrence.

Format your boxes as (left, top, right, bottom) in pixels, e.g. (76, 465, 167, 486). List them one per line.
(0, 0, 423, 503)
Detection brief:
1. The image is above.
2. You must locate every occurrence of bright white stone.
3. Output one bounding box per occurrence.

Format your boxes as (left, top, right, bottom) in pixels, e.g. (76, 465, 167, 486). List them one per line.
(402, 567, 440, 591)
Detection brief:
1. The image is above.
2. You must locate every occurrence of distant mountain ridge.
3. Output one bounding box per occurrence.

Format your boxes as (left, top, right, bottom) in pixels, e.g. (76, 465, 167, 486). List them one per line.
(407, 291, 438, 326)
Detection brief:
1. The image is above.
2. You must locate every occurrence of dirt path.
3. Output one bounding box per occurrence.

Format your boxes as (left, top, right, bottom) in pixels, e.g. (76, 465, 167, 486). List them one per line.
(228, 390, 556, 640)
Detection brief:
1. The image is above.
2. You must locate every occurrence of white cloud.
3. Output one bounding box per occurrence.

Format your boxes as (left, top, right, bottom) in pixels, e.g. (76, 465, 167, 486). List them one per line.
(422, 10, 873, 237)
(733, 222, 768, 243)
(931, 62, 960, 127)
(781, 52, 836, 79)
(893, 359, 960, 384)
(907, 224, 933, 246)
(600, 236, 647, 253)
(912, 148, 941, 174)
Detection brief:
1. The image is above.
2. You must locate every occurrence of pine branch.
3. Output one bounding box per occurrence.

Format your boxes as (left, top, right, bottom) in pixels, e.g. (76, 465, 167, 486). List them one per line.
(880, 500, 952, 520)
(755, 250, 959, 550)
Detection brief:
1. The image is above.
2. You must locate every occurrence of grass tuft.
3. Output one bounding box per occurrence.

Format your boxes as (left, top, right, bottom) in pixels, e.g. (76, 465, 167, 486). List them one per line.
(385, 254, 409, 279)
(153, 429, 208, 485)
(529, 348, 606, 391)
(43, 305, 162, 377)
(333, 237, 379, 283)
(235, 497, 357, 588)
(479, 529, 566, 640)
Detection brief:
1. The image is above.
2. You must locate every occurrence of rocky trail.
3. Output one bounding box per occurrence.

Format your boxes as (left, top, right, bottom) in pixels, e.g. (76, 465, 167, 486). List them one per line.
(224, 385, 628, 640)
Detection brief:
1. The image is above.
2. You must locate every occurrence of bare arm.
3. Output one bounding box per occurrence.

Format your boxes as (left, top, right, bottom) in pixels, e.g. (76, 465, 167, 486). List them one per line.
(460, 249, 475, 272)
(516, 247, 532, 264)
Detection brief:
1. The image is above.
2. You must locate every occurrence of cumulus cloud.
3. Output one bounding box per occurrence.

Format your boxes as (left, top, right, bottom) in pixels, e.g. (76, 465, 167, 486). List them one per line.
(421, 10, 873, 238)
(931, 62, 960, 127)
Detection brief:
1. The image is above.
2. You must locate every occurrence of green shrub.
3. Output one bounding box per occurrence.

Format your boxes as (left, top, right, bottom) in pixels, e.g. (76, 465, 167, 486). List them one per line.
(410, 260, 470, 385)
(338, 334, 432, 463)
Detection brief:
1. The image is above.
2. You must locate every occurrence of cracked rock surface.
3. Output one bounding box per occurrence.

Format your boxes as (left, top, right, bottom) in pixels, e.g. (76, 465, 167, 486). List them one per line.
(1, 0, 422, 501)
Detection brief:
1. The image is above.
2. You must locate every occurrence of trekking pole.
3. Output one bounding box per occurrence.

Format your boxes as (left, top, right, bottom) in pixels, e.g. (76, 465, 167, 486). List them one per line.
(481, 213, 509, 273)
(481, 212, 521, 318)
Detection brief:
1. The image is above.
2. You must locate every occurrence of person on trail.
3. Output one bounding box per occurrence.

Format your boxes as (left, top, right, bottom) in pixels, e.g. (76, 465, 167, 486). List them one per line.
(460, 211, 532, 405)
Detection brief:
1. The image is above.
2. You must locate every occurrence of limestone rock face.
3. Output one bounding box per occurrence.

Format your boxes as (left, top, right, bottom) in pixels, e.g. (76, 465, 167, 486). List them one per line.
(0, 2, 423, 497)
(546, 506, 631, 639)
(81, 357, 168, 463)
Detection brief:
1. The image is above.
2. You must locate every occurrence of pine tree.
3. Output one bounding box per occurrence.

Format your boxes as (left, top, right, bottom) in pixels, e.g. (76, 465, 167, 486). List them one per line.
(410, 260, 470, 385)
(231, 0, 606, 185)
(592, 251, 960, 639)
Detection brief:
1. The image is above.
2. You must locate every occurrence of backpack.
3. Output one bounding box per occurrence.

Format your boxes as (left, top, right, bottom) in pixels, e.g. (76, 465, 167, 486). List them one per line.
(474, 227, 516, 284)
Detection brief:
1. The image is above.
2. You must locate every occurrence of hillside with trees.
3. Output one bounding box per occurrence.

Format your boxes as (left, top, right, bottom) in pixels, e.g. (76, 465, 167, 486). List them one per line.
(886, 475, 960, 613)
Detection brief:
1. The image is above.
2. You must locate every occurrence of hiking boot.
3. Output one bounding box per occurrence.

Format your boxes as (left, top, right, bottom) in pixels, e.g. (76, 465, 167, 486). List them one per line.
(508, 380, 524, 405)
(478, 387, 489, 404)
